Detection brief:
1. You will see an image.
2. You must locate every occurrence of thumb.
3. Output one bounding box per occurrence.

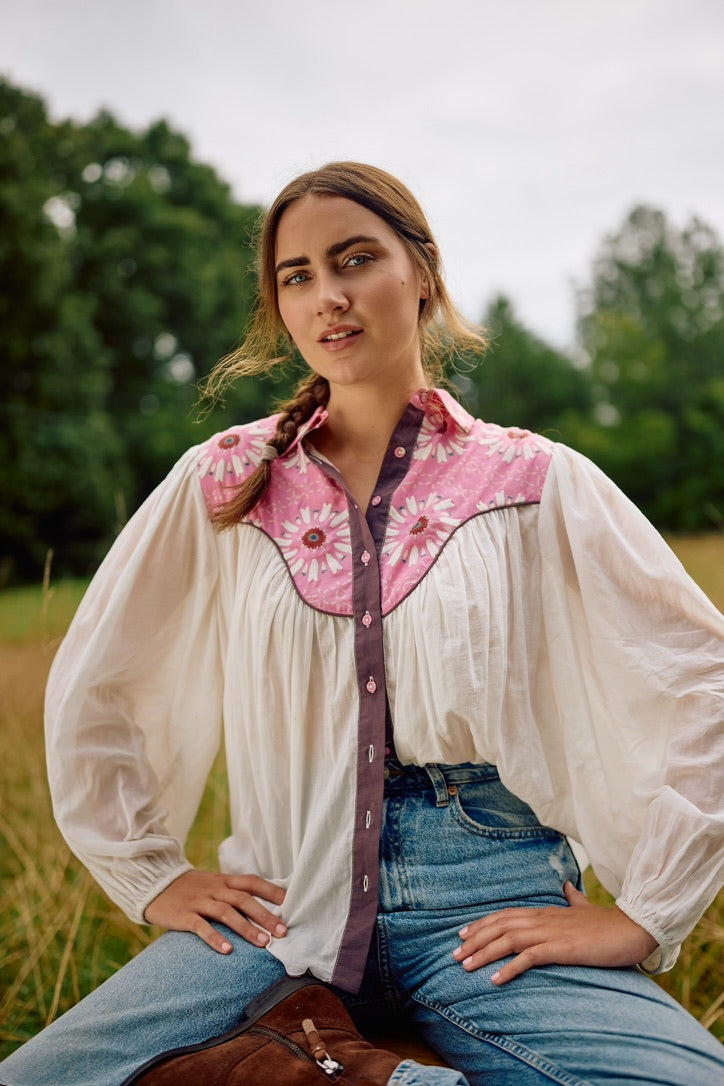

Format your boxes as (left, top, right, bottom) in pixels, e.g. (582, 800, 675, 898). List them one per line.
(563, 880, 589, 907)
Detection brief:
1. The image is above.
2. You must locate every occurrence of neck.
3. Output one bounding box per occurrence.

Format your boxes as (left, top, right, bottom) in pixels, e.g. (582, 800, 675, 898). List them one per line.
(319, 380, 427, 461)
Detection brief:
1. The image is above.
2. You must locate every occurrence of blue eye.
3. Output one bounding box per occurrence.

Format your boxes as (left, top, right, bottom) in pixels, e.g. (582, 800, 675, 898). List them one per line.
(345, 253, 372, 268)
(282, 271, 309, 286)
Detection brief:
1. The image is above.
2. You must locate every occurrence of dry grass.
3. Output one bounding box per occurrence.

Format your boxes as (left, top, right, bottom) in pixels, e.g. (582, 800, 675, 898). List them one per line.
(0, 537, 722, 1058)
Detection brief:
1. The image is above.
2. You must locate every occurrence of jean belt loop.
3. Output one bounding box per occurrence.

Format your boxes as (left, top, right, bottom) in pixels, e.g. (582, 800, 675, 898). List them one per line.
(424, 764, 450, 806)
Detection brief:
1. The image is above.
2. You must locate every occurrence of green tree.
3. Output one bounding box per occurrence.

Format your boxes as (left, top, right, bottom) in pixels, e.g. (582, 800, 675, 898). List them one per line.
(0, 81, 125, 582)
(0, 79, 282, 582)
(461, 295, 593, 442)
(575, 206, 724, 528)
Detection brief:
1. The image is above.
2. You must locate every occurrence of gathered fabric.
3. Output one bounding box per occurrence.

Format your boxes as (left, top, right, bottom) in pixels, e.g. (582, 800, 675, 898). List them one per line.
(44, 389, 724, 990)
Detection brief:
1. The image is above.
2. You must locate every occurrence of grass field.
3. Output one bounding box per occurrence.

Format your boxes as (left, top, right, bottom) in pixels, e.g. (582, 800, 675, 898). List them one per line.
(0, 537, 722, 1059)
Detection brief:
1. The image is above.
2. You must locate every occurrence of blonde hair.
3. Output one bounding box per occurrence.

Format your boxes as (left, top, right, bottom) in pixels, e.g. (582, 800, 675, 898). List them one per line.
(206, 161, 486, 527)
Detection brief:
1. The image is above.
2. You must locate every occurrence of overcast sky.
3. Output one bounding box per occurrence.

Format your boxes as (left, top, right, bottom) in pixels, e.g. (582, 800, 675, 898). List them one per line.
(4, 0, 724, 348)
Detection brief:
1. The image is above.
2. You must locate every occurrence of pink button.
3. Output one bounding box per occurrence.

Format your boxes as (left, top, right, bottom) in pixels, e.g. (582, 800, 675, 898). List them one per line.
(361, 550, 371, 565)
(366, 677, 377, 694)
(370, 495, 381, 507)
(394, 446, 406, 458)
(361, 611, 372, 628)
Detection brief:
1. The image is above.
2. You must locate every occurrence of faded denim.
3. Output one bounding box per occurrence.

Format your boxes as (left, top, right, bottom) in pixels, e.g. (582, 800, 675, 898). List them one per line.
(2, 762, 722, 1085)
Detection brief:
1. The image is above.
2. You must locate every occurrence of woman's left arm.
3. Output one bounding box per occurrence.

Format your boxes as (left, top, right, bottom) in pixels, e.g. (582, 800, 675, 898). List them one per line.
(455, 443, 724, 983)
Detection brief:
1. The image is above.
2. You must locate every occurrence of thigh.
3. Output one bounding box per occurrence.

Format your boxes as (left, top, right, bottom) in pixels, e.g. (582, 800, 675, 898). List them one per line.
(0, 925, 287, 1086)
(379, 771, 724, 1085)
(409, 956, 724, 1086)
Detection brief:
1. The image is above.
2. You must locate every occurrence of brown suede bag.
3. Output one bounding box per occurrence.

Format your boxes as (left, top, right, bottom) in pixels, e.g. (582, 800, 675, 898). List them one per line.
(120, 975, 405, 1084)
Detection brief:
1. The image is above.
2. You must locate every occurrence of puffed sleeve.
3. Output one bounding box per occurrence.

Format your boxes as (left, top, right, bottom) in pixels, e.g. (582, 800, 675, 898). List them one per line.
(45, 445, 223, 924)
(538, 443, 724, 972)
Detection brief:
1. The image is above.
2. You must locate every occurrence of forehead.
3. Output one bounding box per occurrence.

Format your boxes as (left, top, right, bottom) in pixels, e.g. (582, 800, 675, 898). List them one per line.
(274, 193, 401, 261)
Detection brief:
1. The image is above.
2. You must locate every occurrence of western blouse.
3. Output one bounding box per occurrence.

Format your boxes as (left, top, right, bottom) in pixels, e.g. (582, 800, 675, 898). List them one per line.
(45, 388, 724, 992)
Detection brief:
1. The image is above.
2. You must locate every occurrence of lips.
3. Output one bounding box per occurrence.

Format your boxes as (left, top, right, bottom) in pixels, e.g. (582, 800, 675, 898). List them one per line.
(319, 325, 362, 344)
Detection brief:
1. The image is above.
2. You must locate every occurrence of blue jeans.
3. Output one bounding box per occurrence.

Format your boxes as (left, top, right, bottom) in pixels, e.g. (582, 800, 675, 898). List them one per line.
(2, 762, 722, 1085)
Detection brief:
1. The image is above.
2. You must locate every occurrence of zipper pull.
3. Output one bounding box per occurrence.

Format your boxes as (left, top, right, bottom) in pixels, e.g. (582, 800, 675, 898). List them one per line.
(302, 1018, 344, 1077)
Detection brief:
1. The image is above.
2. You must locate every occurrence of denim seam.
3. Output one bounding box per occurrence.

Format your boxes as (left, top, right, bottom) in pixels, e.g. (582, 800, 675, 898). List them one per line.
(375, 916, 404, 1008)
(412, 992, 593, 1086)
(383, 796, 417, 909)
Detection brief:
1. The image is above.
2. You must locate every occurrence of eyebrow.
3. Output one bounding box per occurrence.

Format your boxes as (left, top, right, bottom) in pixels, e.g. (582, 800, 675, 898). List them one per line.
(274, 235, 381, 275)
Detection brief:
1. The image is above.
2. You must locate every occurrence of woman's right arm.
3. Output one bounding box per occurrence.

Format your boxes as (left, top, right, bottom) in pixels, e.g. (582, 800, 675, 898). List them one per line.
(45, 448, 242, 933)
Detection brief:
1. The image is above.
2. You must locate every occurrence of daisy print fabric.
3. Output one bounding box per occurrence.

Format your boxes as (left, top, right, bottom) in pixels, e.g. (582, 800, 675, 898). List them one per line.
(198, 396, 554, 618)
(275, 503, 352, 582)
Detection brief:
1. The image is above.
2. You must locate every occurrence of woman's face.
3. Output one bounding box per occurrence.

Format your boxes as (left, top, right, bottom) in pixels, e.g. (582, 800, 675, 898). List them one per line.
(274, 193, 428, 395)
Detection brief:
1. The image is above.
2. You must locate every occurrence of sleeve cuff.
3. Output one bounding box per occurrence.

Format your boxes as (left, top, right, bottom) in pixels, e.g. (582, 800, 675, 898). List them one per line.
(615, 896, 681, 974)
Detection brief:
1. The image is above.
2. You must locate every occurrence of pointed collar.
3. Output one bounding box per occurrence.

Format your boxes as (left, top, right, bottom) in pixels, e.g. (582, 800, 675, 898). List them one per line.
(287, 387, 472, 459)
(409, 388, 473, 434)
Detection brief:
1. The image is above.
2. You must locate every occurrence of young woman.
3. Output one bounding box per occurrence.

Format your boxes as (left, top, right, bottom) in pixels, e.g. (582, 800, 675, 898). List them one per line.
(2, 163, 722, 1086)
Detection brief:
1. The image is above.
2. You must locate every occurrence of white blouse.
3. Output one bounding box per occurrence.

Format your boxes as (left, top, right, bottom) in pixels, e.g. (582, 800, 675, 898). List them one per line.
(45, 389, 724, 992)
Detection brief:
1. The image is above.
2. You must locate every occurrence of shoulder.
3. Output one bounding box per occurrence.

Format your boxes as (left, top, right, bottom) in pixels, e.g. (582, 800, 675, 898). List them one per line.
(470, 420, 556, 463)
(454, 419, 556, 509)
(196, 414, 280, 512)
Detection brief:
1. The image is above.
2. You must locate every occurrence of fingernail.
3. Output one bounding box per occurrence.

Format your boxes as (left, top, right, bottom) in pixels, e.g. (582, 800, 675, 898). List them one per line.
(221, 941, 232, 953)
(275, 923, 287, 936)
(463, 956, 473, 968)
(256, 932, 269, 946)
(458, 926, 468, 937)
(491, 971, 501, 984)
(452, 946, 462, 959)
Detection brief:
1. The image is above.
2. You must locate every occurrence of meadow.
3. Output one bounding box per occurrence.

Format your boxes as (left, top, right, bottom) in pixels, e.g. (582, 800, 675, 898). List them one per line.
(0, 537, 722, 1059)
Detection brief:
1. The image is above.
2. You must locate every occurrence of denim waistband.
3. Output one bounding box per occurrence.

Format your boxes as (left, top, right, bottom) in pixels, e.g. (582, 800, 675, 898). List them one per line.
(383, 759, 499, 806)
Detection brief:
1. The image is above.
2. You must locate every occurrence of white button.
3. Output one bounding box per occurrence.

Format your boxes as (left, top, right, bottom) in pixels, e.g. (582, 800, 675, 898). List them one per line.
(370, 495, 382, 506)
(363, 875, 369, 892)
(394, 446, 406, 458)
(366, 677, 377, 694)
(361, 611, 372, 627)
(365, 810, 372, 829)
(361, 550, 371, 565)
(368, 744, 374, 762)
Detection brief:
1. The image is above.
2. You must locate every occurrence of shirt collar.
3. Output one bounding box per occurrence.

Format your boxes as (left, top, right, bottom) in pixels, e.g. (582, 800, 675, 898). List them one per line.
(409, 387, 473, 434)
(286, 405, 328, 455)
(288, 387, 472, 459)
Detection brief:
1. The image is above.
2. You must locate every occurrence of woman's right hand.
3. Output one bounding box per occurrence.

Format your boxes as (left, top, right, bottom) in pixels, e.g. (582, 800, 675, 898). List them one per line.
(144, 869, 288, 954)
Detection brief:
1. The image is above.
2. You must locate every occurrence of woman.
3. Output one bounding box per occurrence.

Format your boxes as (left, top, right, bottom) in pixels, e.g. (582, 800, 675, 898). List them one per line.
(1, 162, 722, 1085)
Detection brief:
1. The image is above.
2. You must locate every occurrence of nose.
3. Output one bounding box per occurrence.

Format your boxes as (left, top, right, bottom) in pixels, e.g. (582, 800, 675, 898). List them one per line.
(314, 272, 349, 317)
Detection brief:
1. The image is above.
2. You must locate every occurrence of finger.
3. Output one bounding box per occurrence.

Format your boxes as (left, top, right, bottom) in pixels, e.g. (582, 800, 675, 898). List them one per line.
(456, 911, 545, 958)
(185, 913, 236, 955)
(563, 881, 588, 907)
(191, 898, 280, 949)
(492, 945, 549, 985)
(458, 907, 533, 940)
(457, 933, 527, 972)
(225, 874, 287, 907)
(224, 891, 288, 937)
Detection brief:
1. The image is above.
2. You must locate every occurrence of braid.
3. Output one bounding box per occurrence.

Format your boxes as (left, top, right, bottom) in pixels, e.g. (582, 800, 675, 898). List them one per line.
(213, 373, 330, 529)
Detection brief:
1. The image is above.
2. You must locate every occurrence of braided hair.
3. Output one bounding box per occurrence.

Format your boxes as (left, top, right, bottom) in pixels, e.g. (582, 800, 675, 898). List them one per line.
(212, 372, 329, 527)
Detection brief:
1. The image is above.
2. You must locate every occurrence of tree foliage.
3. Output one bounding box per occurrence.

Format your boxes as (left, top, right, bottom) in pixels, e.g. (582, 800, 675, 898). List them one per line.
(461, 294, 593, 442)
(0, 79, 291, 582)
(573, 205, 724, 528)
(1, 77, 722, 583)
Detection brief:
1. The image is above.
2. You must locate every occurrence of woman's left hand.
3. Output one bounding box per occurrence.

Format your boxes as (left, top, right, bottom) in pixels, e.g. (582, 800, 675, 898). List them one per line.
(453, 881, 658, 985)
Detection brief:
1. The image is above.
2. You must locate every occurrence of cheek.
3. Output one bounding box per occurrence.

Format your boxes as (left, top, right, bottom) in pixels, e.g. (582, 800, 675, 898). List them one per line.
(277, 297, 300, 337)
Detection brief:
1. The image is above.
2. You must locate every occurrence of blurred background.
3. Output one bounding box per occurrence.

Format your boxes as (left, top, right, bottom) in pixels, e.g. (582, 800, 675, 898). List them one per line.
(1, 1, 723, 1055)
(2, 0, 724, 581)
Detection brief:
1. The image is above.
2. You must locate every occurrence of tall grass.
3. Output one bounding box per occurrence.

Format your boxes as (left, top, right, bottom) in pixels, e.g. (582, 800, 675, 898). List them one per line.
(1, 538, 722, 1058)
